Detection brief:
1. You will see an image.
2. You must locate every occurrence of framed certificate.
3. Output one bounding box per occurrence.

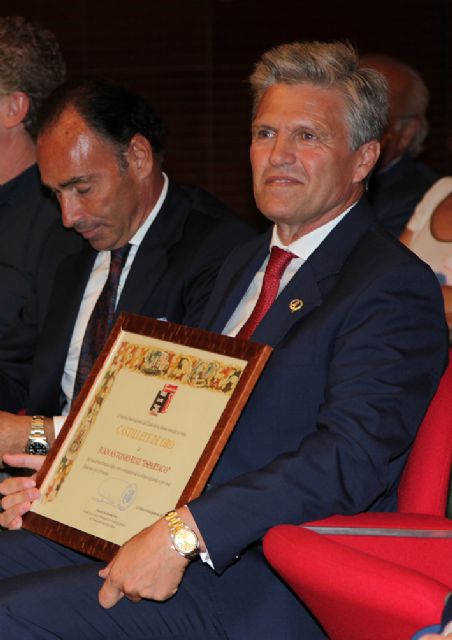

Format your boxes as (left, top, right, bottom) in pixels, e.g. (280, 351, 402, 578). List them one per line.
(23, 313, 272, 560)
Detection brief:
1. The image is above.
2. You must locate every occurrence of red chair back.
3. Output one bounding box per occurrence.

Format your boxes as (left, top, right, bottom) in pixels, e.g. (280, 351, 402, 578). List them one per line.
(263, 524, 451, 640)
(398, 349, 452, 515)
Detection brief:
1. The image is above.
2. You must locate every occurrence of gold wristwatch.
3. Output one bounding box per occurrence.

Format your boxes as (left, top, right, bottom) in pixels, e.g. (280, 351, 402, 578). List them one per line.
(25, 415, 50, 455)
(165, 510, 200, 558)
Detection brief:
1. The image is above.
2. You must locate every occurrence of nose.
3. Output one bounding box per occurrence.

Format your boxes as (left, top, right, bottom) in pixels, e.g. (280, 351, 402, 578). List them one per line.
(59, 193, 82, 228)
(268, 133, 296, 167)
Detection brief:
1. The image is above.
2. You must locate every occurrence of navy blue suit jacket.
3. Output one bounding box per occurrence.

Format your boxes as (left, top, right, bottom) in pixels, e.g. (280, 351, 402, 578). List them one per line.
(368, 153, 437, 237)
(188, 197, 448, 638)
(0, 181, 254, 416)
(0, 165, 60, 337)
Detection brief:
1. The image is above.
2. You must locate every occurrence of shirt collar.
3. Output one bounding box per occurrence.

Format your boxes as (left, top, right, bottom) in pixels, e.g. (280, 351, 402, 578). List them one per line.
(128, 172, 169, 248)
(271, 202, 356, 261)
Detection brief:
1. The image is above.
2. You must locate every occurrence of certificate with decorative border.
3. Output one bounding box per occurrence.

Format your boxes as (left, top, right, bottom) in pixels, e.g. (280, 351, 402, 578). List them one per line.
(23, 313, 272, 561)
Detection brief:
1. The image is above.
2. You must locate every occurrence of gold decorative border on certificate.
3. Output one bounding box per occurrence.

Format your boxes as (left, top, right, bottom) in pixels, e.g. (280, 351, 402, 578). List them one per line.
(41, 340, 245, 505)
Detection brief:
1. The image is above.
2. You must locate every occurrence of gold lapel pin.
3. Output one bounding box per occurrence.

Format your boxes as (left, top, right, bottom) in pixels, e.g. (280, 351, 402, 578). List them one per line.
(289, 299, 303, 312)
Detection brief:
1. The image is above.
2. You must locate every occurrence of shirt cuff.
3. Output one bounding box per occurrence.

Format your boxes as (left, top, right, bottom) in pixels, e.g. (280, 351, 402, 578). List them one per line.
(199, 549, 215, 569)
(53, 416, 67, 438)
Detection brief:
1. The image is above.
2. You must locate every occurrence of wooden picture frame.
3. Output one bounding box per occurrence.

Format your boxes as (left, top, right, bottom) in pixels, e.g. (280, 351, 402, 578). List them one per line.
(23, 313, 272, 560)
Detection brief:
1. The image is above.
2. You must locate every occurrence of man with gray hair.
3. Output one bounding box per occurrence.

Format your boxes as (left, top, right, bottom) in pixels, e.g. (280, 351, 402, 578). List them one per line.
(0, 41, 446, 639)
(0, 16, 66, 336)
(362, 53, 438, 236)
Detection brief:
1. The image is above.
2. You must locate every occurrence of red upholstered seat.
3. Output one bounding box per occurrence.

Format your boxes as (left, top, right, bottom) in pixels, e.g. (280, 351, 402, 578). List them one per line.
(263, 524, 451, 640)
(263, 350, 452, 640)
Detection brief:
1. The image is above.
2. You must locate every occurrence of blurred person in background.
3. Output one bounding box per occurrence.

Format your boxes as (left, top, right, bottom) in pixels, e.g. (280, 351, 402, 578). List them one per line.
(362, 53, 437, 237)
(0, 16, 66, 336)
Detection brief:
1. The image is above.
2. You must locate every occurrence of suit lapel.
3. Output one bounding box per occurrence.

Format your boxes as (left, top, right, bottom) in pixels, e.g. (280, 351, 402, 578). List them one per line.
(251, 261, 322, 345)
(204, 198, 376, 345)
(201, 232, 271, 333)
(36, 242, 96, 392)
(116, 182, 189, 315)
(116, 240, 168, 315)
(256, 199, 376, 345)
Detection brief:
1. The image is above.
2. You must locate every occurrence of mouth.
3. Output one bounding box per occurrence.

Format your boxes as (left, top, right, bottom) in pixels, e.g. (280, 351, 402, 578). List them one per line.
(264, 176, 303, 186)
(75, 224, 102, 240)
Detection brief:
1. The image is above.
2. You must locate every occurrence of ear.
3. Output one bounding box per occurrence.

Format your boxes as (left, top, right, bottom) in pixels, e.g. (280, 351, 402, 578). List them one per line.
(352, 140, 380, 184)
(0, 91, 30, 129)
(127, 133, 154, 178)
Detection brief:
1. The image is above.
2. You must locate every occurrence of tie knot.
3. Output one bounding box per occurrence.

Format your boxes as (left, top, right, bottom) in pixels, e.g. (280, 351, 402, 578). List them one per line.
(110, 244, 131, 270)
(266, 246, 296, 278)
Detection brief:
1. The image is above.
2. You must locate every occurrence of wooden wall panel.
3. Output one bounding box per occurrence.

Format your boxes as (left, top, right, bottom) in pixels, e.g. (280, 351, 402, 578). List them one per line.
(4, 0, 451, 225)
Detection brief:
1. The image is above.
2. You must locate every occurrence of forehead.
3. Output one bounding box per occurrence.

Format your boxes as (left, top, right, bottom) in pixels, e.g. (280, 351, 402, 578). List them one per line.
(36, 107, 119, 182)
(253, 82, 349, 133)
(38, 107, 93, 150)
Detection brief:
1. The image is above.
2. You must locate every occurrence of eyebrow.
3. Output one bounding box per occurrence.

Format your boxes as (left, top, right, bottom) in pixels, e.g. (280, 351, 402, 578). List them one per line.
(59, 176, 92, 189)
(251, 122, 276, 130)
(43, 175, 94, 192)
(252, 119, 325, 133)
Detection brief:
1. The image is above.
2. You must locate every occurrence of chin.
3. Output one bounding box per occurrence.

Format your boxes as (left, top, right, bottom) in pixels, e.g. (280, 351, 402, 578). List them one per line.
(258, 197, 297, 219)
(261, 208, 297, 225)
(89, 239, 111, 251)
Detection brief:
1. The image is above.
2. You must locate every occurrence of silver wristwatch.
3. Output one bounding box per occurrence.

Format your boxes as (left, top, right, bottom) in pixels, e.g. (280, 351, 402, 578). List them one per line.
(165, 510, 200, 558)
(25, 415, 50, 455)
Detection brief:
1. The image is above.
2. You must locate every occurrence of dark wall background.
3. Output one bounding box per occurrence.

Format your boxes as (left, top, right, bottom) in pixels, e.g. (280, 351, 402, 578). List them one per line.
(5, 0, 452, 227)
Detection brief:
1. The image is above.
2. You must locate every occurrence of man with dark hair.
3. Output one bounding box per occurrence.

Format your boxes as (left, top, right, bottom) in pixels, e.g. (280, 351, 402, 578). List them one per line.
(0, 16, 66, 336)
(362, 53, 438, 237)
(39, 79, 167, 166)
(0, 79, 254, 460)
(0, 43, 447, 639)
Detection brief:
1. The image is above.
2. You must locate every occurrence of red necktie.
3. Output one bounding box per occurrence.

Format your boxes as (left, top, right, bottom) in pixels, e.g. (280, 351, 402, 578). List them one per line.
(73, 244, 131, 400)
(237, 246, 295, 340)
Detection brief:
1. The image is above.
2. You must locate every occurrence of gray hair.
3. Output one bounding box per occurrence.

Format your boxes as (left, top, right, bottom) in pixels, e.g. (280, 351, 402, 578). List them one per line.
(0, 16, 66, 139)
(360, 53, 429, 157)
(249, 41, 389, 151)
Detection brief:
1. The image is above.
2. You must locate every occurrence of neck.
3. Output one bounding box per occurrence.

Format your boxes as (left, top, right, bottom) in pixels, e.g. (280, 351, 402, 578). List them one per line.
(125, 169, 165, 243)
(137, 170, 165, 227)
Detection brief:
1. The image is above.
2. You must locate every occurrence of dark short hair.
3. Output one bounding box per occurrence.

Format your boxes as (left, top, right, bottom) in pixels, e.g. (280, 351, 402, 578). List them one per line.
(0, 16, 66, 138)
(37, 79, 167, 164)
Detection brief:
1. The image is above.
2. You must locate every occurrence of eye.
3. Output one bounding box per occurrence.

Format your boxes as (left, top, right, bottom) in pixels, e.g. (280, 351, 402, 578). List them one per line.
(253, 127, 276, 140)
(297, 130, 317, 142)
(76, 185, 91, 195)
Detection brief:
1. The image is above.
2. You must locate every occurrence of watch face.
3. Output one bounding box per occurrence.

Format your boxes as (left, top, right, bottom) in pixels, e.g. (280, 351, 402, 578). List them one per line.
(28, 440, 49, 455)
(173, 528, 198, 556)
